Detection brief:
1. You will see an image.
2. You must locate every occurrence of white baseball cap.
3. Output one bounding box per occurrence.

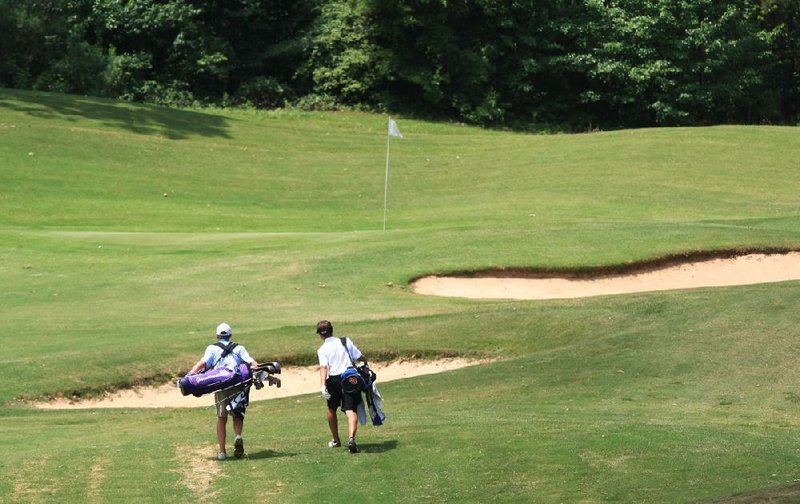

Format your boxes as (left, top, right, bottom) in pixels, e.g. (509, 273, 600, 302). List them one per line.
(216, 323, 232, 337)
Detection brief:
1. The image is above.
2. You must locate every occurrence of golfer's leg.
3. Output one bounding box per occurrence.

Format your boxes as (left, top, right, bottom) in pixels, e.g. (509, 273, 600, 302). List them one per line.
(326, 407, 340, 443)
(217, 415, 228, 454)
(346, 410, 358, 439)
(232, 414, 244, 437)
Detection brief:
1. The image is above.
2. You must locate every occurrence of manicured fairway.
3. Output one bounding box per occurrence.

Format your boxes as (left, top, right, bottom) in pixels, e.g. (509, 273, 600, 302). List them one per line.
(1, 88, 799, 503)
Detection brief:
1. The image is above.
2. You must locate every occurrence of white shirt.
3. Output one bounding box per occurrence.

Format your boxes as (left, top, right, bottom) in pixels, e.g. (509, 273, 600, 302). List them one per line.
(202, 339, 254, 371)
(317, 336, 362, 376)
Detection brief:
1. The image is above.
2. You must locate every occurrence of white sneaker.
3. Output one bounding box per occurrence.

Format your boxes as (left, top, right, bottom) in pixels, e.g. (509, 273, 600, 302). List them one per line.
(218, 452, 226, 461)
(328, 440, 341, 448)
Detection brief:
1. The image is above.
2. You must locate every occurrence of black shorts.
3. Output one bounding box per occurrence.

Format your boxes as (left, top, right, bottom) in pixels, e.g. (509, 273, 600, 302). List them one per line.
(326, 375, 362, 412)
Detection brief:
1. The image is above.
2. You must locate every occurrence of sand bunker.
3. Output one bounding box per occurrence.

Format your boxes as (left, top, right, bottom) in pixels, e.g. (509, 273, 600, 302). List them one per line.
(412, 252, 800, 300)
(36, 358, 483, 410)
(36, 252, 800, 409)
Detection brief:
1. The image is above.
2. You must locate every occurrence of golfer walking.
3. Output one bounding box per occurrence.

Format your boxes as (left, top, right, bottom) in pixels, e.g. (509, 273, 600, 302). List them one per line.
(188, 323, 259, 460)
(317, 320, 368, 453)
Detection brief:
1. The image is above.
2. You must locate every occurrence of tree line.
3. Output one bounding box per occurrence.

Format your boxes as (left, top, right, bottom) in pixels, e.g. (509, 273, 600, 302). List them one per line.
(1, 0, 798, 130)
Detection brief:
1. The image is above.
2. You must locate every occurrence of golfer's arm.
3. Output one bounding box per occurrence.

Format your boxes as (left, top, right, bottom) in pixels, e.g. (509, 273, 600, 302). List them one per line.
(188, 359, 206, 375)
(319, 365, 329, 387)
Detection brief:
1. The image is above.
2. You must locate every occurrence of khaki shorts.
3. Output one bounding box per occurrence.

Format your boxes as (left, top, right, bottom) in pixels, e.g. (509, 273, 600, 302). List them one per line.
(214, 383, 246, 418)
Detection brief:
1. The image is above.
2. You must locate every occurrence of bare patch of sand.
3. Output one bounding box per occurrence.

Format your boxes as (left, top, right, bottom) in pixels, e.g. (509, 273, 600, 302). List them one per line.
(412, 252, 800, 300)
(174, 444, 221, 501)
(35, 358, 485, 410)
(87, 457, 109, 504)
(12, 456, 56, 501)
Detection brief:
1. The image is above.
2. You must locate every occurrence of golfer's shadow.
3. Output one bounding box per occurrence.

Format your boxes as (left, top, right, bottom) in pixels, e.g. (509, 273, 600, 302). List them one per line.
(360, 439, 398, 453)
(245, 449, 298, 460)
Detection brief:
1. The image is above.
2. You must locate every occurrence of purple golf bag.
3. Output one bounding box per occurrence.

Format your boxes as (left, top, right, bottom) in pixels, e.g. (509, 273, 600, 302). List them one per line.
(177, 363, 251, 397)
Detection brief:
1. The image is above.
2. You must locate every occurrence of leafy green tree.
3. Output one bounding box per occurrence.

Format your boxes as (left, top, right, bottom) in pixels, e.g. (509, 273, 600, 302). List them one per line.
(298, 0, 385, 108)
(363, 0, 509, 122)
(199, 0, 315, 107)
(86, 0, 201, 104)
(674, 1, 773, 124)
(0, 0, 17, 85)
(85, 0, 314, 105)
(569, 0, 773, 127)
(762, 0, 800, 122)
(0, 0, 792, 127)
(0, 0, 75, 90)
(38, 34, 108, 95)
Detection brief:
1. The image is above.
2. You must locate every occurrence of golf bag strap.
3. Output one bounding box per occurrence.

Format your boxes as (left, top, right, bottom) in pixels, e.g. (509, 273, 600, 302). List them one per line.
(340, 337, 357, 368)
(212, 342, 238, 369)
(215, 341, 238, 357)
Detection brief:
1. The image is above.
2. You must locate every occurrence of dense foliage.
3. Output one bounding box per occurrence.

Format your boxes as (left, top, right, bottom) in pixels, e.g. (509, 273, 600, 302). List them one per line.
(1, 0, 797, 129)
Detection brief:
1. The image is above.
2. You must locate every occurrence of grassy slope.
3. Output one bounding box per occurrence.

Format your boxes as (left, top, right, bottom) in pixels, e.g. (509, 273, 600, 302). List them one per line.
(1, 88, 800, 502)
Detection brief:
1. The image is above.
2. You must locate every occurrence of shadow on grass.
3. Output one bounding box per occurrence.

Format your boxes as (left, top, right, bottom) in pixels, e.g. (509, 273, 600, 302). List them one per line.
(245, 449, 298, 460)
(360, 439, 399, 453)
(0, 89, 230, 140)
(699, 483, 800, 503)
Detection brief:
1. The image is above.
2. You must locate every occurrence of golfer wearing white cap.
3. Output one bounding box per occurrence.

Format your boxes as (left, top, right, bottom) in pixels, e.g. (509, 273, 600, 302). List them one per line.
(188, 323, 259, 460)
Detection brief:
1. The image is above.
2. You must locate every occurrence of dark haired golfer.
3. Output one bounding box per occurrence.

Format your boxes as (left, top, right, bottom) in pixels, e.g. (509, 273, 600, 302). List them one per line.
(317, 320, 368, 453)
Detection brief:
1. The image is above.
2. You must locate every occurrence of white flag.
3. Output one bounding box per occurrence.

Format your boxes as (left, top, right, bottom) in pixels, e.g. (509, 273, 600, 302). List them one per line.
(388, 118, 403, 138)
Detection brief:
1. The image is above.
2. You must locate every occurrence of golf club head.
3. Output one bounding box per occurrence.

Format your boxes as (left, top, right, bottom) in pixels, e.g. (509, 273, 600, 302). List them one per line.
(255, 361, 281, 375)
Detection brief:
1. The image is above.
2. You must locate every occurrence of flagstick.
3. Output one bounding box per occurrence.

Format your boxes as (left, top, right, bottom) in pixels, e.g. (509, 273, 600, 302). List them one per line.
(383, 131, 391, 232)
